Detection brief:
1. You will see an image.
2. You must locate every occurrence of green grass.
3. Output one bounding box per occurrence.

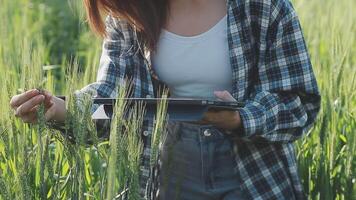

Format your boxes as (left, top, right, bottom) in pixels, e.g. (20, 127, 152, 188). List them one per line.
(0, 0, 355, 199)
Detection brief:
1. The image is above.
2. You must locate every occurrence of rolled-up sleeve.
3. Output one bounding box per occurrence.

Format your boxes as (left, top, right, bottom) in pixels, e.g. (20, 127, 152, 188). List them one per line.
(47, 15, 134, 137)
(235, 8, 321, 143)
(74, 15, 135, 114)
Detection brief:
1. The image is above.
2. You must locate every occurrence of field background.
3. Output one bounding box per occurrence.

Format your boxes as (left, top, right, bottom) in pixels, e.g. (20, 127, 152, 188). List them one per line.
(0, 0, 355, 199)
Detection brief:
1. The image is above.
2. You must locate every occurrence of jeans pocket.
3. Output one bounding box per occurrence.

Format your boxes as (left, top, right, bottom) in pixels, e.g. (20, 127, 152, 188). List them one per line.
(210, 138, 239, 187)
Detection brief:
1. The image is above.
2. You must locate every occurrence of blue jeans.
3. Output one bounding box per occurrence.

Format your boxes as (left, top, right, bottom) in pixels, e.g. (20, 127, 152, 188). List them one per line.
(158, 121, 243, 200)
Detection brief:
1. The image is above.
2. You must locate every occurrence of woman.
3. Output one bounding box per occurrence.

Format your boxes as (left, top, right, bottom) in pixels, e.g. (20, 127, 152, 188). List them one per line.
(9, 0, 321, 199)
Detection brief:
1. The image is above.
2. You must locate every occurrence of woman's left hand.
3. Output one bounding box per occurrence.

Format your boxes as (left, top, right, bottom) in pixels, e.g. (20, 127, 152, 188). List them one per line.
(197, 90, 242, 132)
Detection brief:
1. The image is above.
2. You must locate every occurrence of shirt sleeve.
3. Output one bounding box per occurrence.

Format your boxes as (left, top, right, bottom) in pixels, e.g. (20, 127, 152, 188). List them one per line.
(47, 15, 134, 138)
(74, 15, 136, 114)
(230, 6, 321, 143)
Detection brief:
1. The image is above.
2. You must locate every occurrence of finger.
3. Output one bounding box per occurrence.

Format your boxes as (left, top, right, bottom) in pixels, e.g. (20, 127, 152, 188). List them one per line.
(214, 90, 235, 101)
(22, 113, 38, 123)
(196, 120, 210, 125)
(203, 110, 229, 123)
(202, 111, 215, 122)
(43, 90, 53, 106)
(44, 106, 55, 121)
(29, 104, 39, 113)
(16, 95, 45, 117)
(213, 90, 236, 101)
(10, 89, 40, 108)
(14, 109, 20, 117)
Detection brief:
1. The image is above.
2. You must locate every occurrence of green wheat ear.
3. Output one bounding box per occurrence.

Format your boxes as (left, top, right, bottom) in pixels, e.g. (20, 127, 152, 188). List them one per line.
(121, 96, 145, 200)
(106, 76, 133, 200)
(150, 86, 170, 169)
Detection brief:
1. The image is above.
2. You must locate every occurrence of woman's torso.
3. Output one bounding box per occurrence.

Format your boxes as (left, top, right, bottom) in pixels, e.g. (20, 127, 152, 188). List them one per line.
(151, 13, 233, 100)
(150, 0, 231, 100)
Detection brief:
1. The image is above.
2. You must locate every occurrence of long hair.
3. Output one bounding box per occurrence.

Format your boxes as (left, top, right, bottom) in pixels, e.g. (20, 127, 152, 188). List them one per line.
(83, 0, 170, 51)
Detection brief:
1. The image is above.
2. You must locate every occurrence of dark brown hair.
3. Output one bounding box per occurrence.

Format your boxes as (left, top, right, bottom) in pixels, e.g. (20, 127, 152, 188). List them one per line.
(83, 0, 170, 51)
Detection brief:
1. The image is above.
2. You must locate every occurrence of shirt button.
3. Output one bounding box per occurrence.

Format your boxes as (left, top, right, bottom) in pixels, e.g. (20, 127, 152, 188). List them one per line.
(143, 130, 150, 136)
(203, 129, 211, 137)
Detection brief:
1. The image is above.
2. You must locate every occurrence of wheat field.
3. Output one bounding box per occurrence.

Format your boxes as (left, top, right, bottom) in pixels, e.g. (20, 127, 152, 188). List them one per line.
(0, 0, 355, 199)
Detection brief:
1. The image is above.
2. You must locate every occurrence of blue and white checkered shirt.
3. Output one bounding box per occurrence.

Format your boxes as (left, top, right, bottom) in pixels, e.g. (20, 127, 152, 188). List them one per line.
(72, 0, 321, 199)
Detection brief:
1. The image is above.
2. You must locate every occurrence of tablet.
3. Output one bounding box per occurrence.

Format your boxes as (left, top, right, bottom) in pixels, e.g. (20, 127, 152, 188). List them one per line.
(56, 96, 245, 121)
(93, 97, 244, 108)
(96, 98, 245, 121)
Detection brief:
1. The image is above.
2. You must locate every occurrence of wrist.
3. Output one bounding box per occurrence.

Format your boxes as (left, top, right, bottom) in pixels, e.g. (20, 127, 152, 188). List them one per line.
(225, 111, 244, 136)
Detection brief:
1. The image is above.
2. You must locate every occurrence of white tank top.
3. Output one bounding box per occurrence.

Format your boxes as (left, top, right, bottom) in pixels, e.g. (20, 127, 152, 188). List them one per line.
(151, 14, 232, 100)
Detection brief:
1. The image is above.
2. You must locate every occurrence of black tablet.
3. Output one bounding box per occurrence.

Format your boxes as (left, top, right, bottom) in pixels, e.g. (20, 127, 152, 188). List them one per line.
(95, 98, 245, 121)
(93, 97, 244, 108)
(57, 96, 245, 121)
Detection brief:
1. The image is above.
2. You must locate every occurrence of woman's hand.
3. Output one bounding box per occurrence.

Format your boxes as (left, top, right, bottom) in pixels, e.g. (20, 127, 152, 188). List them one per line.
(197, 90, 242, 132)
(9, 89, 66, 124)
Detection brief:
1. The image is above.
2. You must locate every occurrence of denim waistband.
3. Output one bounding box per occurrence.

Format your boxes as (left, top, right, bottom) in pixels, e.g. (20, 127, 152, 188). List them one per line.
(167, 121, 227, 141)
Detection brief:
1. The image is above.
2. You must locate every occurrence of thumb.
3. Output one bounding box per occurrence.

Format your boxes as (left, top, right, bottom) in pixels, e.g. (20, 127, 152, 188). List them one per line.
(44, 106, 56, 121)
(213, 90, 237, 102)
(43, 90, 54, 108)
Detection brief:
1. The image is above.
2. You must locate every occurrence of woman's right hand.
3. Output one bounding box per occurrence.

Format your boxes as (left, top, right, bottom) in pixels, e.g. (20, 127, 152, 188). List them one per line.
(9, 88, 66, 124)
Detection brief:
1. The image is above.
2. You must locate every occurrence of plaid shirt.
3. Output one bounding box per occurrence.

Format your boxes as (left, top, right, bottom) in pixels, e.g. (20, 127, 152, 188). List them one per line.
(70, 0, 321, 199)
